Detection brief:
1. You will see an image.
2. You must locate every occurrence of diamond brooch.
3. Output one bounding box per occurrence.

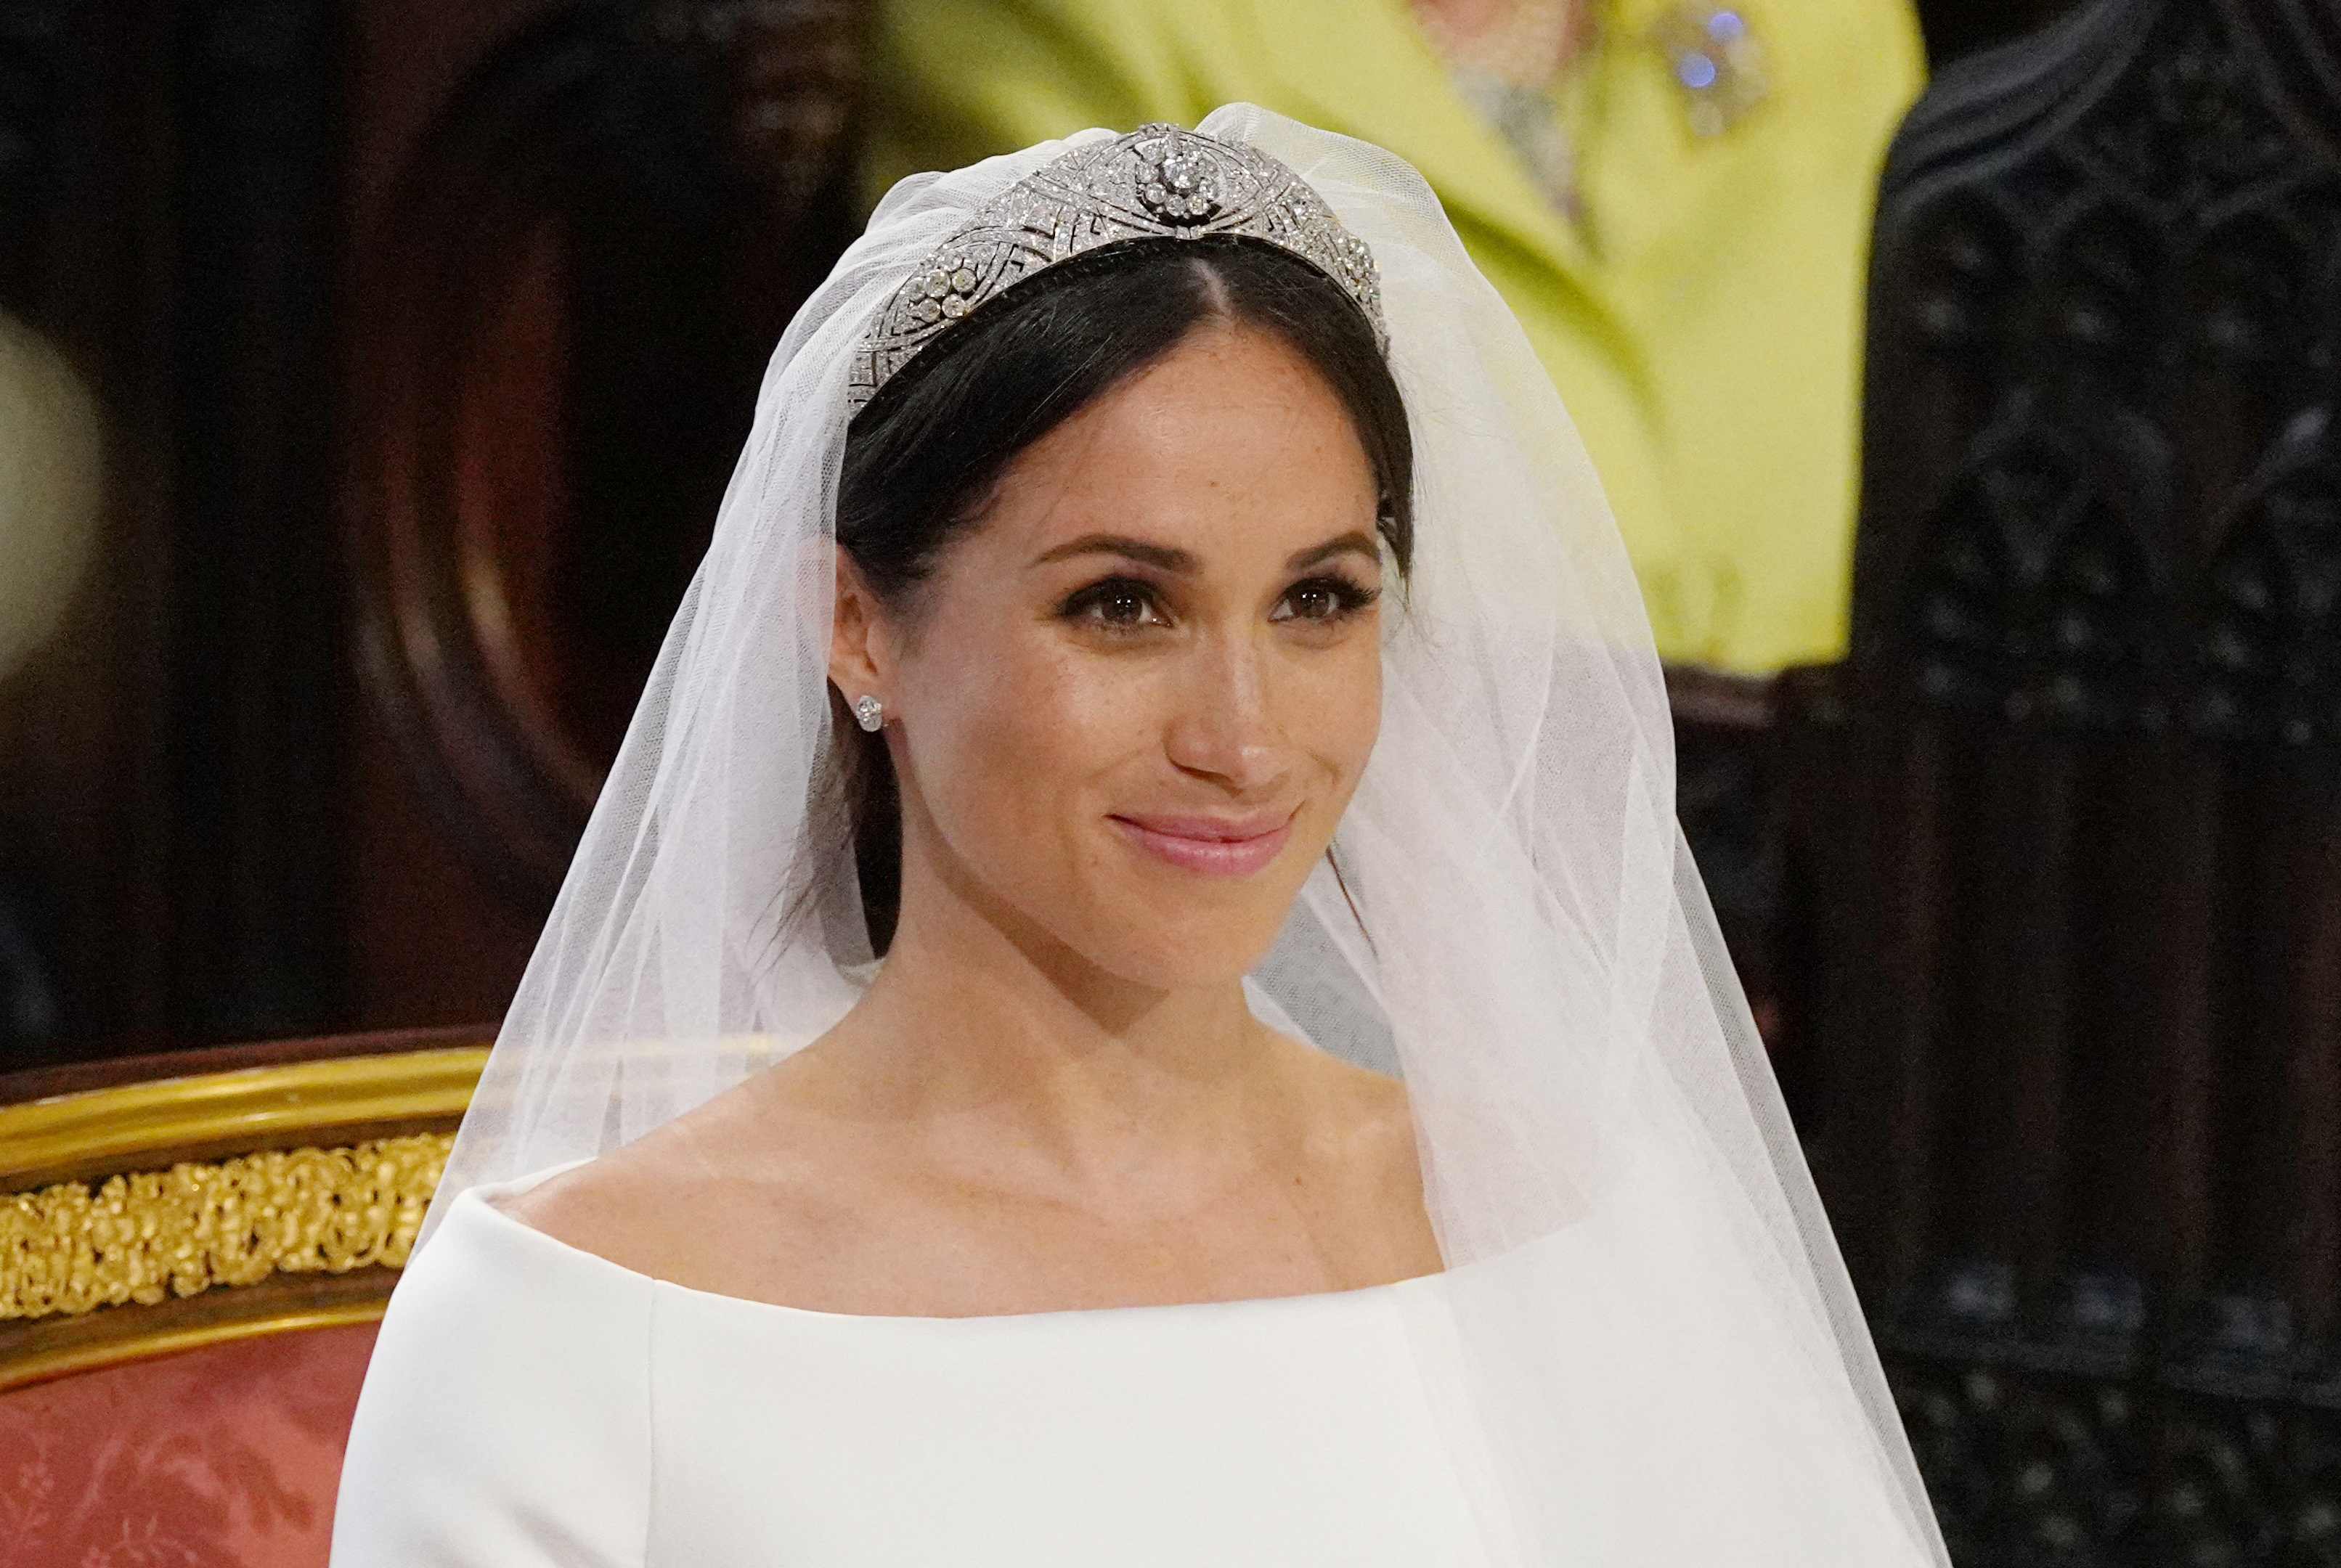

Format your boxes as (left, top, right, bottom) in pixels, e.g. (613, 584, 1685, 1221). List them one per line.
(1648, 4, 1768, 137)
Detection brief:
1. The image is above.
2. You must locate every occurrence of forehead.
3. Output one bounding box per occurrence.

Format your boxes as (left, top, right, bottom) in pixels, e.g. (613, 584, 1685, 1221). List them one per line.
(979, 325, 1378, 559)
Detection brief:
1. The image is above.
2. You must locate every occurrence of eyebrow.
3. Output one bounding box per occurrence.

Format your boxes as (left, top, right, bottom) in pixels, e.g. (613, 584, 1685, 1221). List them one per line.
(1030, 534, 1200, 573)
(1285, 531, 1382, 571)
(1028, 530, 1381, 573)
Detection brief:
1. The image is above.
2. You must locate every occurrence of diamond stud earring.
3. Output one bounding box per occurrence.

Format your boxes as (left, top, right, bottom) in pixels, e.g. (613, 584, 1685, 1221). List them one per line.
(853, 695, 884, 732)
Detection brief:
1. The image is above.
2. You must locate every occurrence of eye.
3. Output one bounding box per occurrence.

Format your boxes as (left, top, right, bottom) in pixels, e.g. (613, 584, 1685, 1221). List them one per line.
(1061, 576, 1169, 632)
(1271, 574, 1380, 624)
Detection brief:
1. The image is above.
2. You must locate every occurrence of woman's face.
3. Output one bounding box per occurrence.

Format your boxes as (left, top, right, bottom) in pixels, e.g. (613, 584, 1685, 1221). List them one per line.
(837, 322, 1386, 991)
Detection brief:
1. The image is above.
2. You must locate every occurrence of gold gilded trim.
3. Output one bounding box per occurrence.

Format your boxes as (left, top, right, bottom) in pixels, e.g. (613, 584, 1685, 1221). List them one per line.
(1, 1134, 452, 1321)
(0, 1297, 390, 1392)
(0, 1045, 488, 1192)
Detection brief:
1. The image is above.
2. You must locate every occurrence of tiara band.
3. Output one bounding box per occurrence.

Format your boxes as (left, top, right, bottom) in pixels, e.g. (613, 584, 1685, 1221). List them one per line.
(848, 125, 1388, 414)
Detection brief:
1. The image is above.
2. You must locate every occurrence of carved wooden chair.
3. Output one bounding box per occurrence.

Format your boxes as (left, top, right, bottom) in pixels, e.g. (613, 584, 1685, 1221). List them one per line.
(1791, 0, 2341, 1559)
(0, 1029, 486, 1567)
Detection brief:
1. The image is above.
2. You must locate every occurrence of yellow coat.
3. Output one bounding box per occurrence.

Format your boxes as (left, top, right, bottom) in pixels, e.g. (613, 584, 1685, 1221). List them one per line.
(868, 0, 1923, 671)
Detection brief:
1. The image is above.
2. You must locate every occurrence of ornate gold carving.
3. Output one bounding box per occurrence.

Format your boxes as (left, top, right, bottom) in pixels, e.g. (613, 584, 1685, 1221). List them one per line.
(0, 1134, 452, 1321)
(0, 1044, 487, 1192)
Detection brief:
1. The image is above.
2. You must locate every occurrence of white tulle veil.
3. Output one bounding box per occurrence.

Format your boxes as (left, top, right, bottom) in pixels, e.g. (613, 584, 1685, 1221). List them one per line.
(422, 105, 1946, 1567)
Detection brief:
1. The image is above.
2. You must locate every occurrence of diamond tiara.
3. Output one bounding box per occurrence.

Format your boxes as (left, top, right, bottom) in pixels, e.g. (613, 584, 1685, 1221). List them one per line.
(848, 124, 1388, 414)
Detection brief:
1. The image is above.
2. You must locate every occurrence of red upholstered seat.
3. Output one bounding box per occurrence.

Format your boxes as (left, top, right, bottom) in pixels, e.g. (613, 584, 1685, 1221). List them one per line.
(0, 1029, 488, 1568)
(0, 1323, 380, 1567)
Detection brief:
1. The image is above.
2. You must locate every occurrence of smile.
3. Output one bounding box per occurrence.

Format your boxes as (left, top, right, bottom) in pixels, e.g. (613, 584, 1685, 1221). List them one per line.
(1108, 811, 1295, 878)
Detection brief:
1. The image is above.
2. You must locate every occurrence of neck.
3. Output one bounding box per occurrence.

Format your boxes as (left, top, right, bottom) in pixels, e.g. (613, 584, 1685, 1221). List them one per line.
(808, 812, 1286, 1193)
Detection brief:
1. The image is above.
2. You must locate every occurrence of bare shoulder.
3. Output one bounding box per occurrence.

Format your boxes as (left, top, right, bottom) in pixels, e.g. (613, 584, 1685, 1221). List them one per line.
(498, 1094, 733, 1282)
(499, 1136, 663, 1266)
(499, 1063, 850, 1296)
(1261, 1032, 1439, 1281)
(1265, 1032, 1423, 1186)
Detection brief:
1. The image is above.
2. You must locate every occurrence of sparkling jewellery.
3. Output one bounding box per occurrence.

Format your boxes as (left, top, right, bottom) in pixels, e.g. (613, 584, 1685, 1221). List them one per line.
(853, 695, 884, 732)
(849, 125, 1387, 412)
(1648, 3, 1767, 137)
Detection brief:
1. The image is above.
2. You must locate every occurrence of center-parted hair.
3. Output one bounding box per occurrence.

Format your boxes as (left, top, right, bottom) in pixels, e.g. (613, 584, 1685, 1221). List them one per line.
(827, 234, 1413, 950)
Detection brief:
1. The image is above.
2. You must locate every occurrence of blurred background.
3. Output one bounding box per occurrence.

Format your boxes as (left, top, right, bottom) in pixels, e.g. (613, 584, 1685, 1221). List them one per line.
(15, 1, 2341, 1564)
(0, 0, 2059, 1072)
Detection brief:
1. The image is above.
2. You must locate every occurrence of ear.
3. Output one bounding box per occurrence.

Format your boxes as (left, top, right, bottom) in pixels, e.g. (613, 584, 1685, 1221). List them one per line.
(828, 546, 891, 710)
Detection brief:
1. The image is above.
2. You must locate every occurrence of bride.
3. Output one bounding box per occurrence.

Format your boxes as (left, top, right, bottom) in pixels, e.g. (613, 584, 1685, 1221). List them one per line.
(332, 109, 1945, 1567)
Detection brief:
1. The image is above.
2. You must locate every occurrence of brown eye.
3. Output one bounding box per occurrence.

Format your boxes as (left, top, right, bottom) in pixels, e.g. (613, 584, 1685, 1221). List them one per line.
(1287, 584, 1343, 621)
(1061, 576, 1168, 632)
(1272, 575, 1379, 624)
(1099, 585, 1151, 625)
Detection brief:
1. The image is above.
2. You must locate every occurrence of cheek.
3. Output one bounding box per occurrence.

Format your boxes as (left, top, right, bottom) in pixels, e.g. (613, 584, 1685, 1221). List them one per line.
(899, 623, 1147, 853)
(1290, 640, 1384, 796)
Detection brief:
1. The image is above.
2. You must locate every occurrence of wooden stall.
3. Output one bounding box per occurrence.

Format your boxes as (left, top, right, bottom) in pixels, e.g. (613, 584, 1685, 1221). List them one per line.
(1799, 0, 2341, 1559)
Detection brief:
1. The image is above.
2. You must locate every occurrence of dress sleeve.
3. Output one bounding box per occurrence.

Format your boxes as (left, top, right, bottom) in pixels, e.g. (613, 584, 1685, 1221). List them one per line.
(330, 1195, 655, 1568)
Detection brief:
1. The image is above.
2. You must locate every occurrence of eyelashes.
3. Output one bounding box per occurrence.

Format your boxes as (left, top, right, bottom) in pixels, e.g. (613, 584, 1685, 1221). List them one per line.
(1059, 575, 1168, 632)
(1055, 573, 1381, 634)
(1271, 575, 1381, 624)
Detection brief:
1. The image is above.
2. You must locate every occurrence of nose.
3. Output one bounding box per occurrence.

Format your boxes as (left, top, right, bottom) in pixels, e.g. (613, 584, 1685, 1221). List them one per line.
(1163, 626, 1287, 793)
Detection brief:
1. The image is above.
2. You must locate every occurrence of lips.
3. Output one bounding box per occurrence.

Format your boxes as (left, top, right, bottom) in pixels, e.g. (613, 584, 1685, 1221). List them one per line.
(1109, 809, 1294, 878)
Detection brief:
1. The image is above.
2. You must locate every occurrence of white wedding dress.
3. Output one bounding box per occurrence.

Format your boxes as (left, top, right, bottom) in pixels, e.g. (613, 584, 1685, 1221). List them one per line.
(331, 1169, 1496, 1567)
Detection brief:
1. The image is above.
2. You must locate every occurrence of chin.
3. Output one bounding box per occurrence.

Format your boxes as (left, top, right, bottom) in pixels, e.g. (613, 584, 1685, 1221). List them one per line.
(1066, 935, 1282, 995)
(1052, 881, 1304, 993)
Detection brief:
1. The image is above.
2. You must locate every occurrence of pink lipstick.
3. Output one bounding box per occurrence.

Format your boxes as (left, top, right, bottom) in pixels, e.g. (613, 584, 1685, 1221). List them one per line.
(1109, 811, 1293, 877)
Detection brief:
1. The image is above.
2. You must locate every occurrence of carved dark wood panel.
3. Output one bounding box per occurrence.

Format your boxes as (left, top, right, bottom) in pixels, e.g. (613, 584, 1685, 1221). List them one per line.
(1666, 666, 1796, 1053)
(0, 0, 345, 1063)
(1926, 0, 2097, 65)
(169, 0, 343, 1040)
(349, 0, 863, 909)
(1891, 1355, 2341, 1568)
(0, 0, 871, 1061)
(1811, 0, 2341, 1554)
(0, 1, 82, 1057)
(0, 1, 72, 311)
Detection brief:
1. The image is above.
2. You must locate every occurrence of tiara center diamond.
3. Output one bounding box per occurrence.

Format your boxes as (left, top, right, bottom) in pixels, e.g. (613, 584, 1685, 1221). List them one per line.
(1142, 140, 1224, 225)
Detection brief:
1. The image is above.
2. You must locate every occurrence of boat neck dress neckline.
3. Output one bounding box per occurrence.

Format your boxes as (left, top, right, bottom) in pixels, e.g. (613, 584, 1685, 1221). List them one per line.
(460, 1166, 1449, 1329)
